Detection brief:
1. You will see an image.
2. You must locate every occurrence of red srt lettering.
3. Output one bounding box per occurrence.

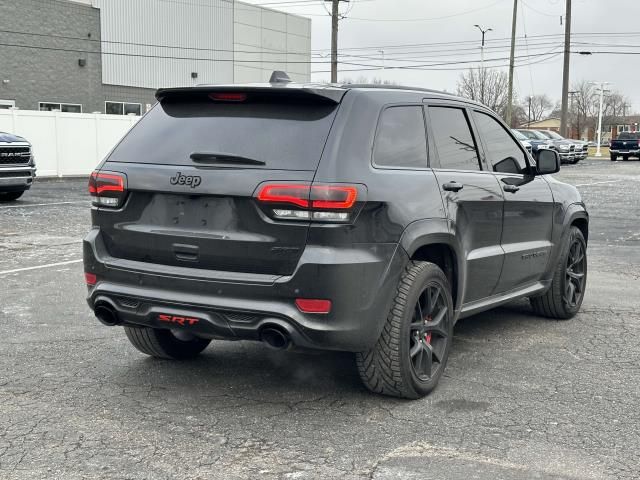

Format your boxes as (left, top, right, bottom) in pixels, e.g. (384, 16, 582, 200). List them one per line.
(158, 314, 200, 326)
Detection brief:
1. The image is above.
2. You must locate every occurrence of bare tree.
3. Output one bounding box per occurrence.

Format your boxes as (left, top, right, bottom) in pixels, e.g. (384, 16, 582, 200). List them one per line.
(339, 76, 396, 85)
(568, 80, 597, 139)
(522, 94, 553, 123)
(457, 68, 511, 121)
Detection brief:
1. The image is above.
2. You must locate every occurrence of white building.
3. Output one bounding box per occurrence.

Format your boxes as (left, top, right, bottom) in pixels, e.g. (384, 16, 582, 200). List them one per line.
(80, 0, 312, 87)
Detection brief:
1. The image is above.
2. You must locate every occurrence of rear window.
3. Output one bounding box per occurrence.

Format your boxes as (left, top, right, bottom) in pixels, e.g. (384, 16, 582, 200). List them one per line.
(618, 132, 640, 140)
(107, 97, 339, 170)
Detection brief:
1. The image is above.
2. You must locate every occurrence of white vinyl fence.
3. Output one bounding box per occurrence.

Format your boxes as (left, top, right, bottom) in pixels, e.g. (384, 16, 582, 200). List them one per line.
(0, 109, 139, 177)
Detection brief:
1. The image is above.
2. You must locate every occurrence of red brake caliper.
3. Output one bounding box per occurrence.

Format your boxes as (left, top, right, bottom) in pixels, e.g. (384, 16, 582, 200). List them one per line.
(424, 316, 432, 344)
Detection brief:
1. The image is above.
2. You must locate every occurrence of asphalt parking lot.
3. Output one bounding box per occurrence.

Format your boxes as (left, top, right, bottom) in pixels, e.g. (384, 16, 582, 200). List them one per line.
(1, 158, 639, 479)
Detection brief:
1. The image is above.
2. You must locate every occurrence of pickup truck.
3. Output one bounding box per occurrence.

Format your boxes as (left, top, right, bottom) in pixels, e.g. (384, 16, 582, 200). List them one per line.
(610, 132, 640, 161)
(0, 131, 36, 201)
(536, 130, 587, 163)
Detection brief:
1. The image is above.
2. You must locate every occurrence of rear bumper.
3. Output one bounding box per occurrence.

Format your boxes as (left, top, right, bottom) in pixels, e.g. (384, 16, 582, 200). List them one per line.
(610, 149, 640, 155)
(83, 228, 407, 352)
(0, 166, 36, 190)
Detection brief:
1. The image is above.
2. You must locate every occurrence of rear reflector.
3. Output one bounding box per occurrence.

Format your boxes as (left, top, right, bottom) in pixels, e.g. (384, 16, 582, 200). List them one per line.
(85, 272, 97, 286)
(295, 298, 332, 314)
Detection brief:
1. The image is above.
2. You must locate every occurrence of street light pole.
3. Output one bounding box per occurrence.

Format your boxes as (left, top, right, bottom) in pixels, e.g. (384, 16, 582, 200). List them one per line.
(591, 81, 610, 157)
(474, 25, 492, 104)
(506, 0, 518, 126)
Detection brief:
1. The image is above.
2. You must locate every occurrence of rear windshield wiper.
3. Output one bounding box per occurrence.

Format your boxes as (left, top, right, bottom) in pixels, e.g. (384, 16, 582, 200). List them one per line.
(190, 152, 265, 166)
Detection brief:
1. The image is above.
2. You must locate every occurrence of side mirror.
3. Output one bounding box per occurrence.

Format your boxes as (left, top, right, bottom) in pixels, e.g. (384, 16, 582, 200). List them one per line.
(537, 149, 560, 175)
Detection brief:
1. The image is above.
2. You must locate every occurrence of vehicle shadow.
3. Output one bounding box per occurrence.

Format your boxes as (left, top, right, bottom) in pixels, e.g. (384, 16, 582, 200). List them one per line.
(105, 299, 546, 404)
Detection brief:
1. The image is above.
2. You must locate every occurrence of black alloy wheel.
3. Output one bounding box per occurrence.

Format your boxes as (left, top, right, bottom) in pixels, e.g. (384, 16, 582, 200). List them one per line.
(564, 237, 587, 308)
(409, 285, 450, 381)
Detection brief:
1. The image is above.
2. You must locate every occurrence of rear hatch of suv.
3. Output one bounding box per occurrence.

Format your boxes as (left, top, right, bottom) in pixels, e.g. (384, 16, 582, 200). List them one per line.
(92, 86, 344, 276)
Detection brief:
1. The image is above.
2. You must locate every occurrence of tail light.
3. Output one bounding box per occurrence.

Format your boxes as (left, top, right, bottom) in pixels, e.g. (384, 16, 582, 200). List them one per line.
(256, 183, 361, 222)
(89, 171, 127, 208)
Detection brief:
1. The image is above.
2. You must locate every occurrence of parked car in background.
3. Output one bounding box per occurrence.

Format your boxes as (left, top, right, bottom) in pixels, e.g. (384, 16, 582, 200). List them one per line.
(535, 130, 587, 163)
(526, 130, 576, 164)
(512, 129, 533, 156)
(609, 132, 640, 161)
(83, 79, 589, 399)
(0, 131, 36, 201)
(514, 129, 554, 159)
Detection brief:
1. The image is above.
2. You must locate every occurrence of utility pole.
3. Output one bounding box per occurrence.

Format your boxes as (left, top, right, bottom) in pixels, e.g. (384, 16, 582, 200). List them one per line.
(506, 0, 518, 127)
(591, 81, 610, 157)
(527, 96, 531, 126)
(324, 0, 350, 83)
(474, 25, 492, 104)
(559, 0, 572, 137)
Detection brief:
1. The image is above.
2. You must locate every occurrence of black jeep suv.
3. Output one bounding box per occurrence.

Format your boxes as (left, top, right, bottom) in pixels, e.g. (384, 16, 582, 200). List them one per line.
(83, 80, 589, 399)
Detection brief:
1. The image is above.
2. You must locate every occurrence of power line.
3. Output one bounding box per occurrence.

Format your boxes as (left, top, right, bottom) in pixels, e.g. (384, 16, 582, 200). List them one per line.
(312, 51, 563, 74)
(311, 31, 640, 53)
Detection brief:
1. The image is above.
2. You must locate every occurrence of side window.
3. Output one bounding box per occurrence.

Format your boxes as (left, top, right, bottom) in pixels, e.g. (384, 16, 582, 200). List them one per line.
(373, 106, 428, 168)
(428, 106, 481, 171)
(473, 112, 528, 174)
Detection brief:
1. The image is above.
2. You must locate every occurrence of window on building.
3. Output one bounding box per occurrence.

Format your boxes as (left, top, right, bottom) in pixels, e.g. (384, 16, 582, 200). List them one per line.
(373, 106, 428, 168)
(473, 111, 528, 174)
(106, 101, 142, 116)
(428, 106, 481, 171)
(39, 102, 82, 113)
(0, 100, 15, 110)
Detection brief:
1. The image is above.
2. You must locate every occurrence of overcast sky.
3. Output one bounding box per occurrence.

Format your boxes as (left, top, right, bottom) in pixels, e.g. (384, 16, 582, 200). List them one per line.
(243, 0, 640, 112)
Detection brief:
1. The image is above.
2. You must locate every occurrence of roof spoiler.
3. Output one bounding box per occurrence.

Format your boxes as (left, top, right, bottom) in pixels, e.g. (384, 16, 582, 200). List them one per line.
(155, 85, 346, 105)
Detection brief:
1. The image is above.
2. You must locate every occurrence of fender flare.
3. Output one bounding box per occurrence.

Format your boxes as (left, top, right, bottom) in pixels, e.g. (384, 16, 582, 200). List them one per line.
(399, 218, 465, 312)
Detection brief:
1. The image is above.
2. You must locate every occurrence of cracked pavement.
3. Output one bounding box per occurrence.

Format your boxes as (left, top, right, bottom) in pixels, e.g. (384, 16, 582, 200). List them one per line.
(1, 159, 639, 479)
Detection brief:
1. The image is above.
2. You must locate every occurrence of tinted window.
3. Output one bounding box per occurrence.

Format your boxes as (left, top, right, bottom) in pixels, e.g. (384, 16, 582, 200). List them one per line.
(373, 106, 427, 168)
(474, 111, 528, 174)
(517, 129, 544, 140)
(618, 132, 640, 140)
(429, 107, 480, 170)
(109, 98, 339, 170)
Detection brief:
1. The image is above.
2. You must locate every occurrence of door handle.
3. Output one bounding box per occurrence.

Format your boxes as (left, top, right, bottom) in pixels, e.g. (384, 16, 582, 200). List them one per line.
(503, 184, 520, 193)
(442, 181, 464, 192)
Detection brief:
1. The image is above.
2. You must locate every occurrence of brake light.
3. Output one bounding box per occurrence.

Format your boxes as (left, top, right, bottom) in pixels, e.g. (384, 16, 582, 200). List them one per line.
(295, 298, 332, 314)
(89, 171, 127, 208)
(256, 183, 360, 223)
(258, 184, 357, 209)
(258, 184, 310, 208)
(311, 186, 358, 209)
(209, 92, 247, 102)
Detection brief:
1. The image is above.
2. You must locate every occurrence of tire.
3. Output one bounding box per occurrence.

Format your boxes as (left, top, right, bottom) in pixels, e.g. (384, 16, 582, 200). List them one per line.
(610, 154, 617, 162)
(0, 191, 24, 202)
(356, 261, 454, 399)
(124, 326, 211, 359)
(531, 226, 587, 320)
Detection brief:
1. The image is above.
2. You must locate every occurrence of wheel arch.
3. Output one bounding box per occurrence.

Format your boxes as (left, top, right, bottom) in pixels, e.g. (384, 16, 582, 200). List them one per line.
(399, 219, 463, 312)
(564, 204, 589, 244)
